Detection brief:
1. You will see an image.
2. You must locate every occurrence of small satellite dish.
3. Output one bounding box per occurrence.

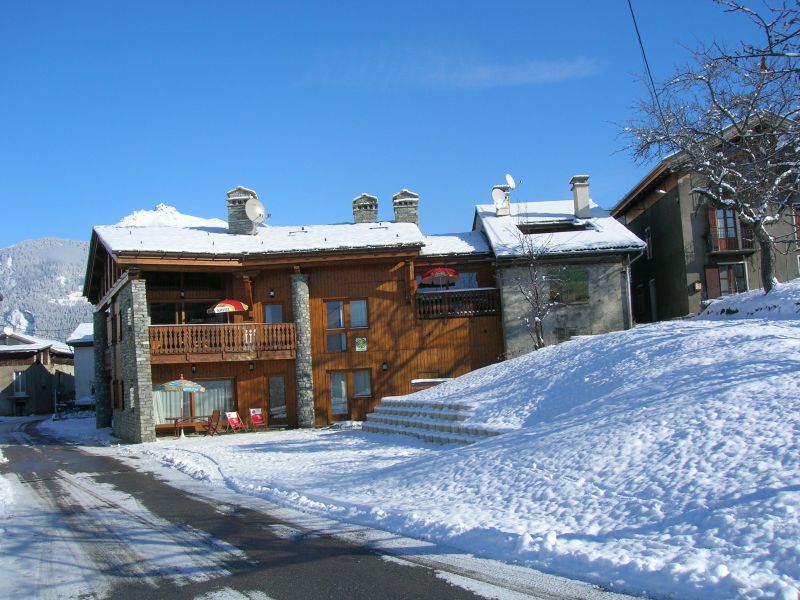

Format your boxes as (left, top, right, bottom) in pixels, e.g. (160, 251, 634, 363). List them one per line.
(491, 187, 506, 206)
(505, 173, 516, 190)
(245, 197, 266, 224)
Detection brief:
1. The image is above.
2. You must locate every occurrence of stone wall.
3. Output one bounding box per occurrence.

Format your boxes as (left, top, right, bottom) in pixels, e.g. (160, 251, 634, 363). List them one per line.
(498, 257, 631, 358)
(113, 278, 156, 443)
(291, 272, 315, 427)
(93, 309, 112, 428)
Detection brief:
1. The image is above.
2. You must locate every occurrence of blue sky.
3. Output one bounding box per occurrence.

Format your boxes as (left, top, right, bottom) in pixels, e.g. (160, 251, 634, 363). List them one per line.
(0, 1, 757, 247)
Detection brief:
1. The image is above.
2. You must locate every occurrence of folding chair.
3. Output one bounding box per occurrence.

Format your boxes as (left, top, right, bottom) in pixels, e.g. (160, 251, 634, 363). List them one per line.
(204, 410, 221, 436)
(249, 407, 267, 431)
(225, 411, 246, 433)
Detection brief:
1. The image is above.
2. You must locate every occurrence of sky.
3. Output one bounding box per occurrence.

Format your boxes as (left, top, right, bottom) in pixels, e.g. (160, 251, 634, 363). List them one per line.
(0, 1, 759, 248)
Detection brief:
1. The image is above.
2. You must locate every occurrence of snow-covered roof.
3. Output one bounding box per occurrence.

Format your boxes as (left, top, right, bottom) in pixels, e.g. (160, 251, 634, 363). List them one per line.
(420, 231, 491, 256)
(0, 329, 72, 356)
(95, 205, 425, 257)
(67, 323, 94, 346)
(475, 200, 646, 258)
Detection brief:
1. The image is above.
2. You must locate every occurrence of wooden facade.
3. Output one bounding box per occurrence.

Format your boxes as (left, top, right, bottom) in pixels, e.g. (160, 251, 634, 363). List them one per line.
(87, 238, 505, 434)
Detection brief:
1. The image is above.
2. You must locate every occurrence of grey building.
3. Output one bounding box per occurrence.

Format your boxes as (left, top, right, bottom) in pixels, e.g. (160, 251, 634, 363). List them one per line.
(612, 161, 800, 323)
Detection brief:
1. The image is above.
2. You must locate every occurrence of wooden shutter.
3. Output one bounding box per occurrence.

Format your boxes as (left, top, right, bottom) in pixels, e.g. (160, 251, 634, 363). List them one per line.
(707, 206, 719, 251)
(704, 265, 721, 299)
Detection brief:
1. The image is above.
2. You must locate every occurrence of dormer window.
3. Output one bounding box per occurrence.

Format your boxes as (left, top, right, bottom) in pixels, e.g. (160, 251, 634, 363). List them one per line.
(517, 221, 592, 235)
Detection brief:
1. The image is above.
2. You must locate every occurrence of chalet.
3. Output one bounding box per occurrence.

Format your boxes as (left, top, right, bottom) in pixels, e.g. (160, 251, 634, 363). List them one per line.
(84, 188, 504, 442)
(611, 161, 800, 322)
(0, 329, 74, 416)
(474, 176, 646, 356)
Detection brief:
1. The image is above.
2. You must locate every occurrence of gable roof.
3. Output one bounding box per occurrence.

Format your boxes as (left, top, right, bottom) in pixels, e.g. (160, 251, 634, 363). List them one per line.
(474, 200, 645, 258)
(0, 329, 73, 356)
(66, 323, 94, 347)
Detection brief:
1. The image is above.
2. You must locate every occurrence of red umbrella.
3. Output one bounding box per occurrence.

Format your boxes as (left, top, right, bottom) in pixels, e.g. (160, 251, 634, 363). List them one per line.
(420, 267, 458, 287)
(207, 299, 249, 314)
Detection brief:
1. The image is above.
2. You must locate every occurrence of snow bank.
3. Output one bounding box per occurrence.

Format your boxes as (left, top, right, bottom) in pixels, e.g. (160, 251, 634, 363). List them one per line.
(698, 278, 800, 321)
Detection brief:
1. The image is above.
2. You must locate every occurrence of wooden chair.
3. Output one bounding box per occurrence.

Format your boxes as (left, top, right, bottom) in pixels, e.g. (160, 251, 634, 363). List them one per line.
(225, 411, 246, 433)
(249, 407, 267, 431)
(205, 410, 221, 436)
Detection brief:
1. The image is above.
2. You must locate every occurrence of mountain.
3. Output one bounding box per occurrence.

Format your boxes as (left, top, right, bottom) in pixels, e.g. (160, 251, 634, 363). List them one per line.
(0, 238, 93, 342)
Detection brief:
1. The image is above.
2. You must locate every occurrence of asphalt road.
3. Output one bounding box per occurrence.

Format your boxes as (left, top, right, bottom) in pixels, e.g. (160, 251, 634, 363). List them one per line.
(0, 419, 636, 600)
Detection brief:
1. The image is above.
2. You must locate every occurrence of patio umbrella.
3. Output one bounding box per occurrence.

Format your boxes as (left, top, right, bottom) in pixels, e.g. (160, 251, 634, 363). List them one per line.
(420, 267, 459, 287)
(207, 299, 249, 314)
(154, 375, 206, 393)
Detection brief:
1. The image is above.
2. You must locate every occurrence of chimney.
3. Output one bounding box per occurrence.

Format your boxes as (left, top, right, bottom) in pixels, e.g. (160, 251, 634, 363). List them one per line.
(226, 186, 260, 235)
(570, 175, 591, 219)
(493, 184, 511, 217)
(352, 193, 378, 224)
(392, 189, 419, 226)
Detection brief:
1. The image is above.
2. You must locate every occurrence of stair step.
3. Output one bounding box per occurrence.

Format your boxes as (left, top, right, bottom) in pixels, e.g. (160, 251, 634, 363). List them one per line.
(362, 422, 477, 446)
(380, 396, 476, 412)
(365, 413, 499, 437)
(371, 406, 469, 421)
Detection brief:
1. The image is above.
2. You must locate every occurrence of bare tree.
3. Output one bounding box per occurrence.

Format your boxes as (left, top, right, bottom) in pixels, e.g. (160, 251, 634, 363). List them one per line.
(626, 1, 800, 293)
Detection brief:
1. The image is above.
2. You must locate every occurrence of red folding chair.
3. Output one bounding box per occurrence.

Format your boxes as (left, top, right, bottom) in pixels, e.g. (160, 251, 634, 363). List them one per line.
(225, 411, 246, 433)
(249, 407, 267, 431)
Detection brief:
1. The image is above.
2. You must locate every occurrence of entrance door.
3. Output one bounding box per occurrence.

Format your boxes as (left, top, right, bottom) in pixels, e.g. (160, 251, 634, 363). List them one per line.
(268, 376, 287, 424)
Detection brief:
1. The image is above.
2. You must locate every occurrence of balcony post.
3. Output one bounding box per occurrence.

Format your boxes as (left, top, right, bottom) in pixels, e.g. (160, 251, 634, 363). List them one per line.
(292, 271, 315, 428)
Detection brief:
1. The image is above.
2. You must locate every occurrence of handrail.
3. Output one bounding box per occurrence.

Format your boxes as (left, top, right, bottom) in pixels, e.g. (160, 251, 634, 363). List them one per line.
(415, 288, 500, 319)
(149, 323, 296, 356)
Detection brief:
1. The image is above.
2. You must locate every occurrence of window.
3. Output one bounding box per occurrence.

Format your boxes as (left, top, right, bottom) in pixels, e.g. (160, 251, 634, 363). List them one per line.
(330, 372, 348, 415)
(353, 370, 372, 397)
(330, 370, 372, 417)
(452, 272, 478, 290)
(152, 378, 234, 424)
(325, 299, 368, 352)
(719, 263, 747, 296)
(264, 304, 283, 324)
(268, 376, 287, 420)
(549, 268, 589, 304)
(716, 208, 737, 242)
(12, 371, 25, 395)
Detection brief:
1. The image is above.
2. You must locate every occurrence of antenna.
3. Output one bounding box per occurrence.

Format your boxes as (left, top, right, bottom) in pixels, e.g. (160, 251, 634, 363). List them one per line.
(245, 197, 267, 224)
(491, 187, 506, 208)
(505, 173, 516, 190)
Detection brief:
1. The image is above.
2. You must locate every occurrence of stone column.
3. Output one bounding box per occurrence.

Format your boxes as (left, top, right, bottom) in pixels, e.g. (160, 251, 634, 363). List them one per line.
(117, 277, 156, 443)
(291, 272, 315, 428)
(93, 309, 111, 428)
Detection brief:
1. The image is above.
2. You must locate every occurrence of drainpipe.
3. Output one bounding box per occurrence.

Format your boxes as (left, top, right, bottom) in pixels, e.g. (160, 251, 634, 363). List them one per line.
(624, 249, 645, 329)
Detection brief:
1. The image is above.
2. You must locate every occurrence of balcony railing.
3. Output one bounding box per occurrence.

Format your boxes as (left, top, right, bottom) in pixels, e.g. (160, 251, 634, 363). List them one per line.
(149, 323, 296, 362)
(709, 225, 755, 253)
(415, 288, 500, 319)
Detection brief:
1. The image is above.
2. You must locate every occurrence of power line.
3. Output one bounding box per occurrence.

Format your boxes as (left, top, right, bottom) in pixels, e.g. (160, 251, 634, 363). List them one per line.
(627, 0, 666, 124)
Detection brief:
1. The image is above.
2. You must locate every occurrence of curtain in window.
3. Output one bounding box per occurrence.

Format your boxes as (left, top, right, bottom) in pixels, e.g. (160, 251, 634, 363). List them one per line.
(152, 390, 190, 423)
(326, 301, 344, 328)
(195, 380, 233, 416)
(350, 300, 368, 328)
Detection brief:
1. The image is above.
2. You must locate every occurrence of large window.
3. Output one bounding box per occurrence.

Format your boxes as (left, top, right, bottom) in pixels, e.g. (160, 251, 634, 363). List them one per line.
(264, 303, 283, 324)
(549, 268, 589, 304)
(325, 299, 368, 352)
(152, 379, 234, 424)
(330, 370, 372, 417)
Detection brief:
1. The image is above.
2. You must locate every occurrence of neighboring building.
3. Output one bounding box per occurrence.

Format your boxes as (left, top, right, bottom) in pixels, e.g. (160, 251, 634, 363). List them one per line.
(611, 161, 800, 322)
(0, 329, 74, 416)
(83, 189, 504, 442)
(474, 176, 646, 356)
(66, 323, 95, 408)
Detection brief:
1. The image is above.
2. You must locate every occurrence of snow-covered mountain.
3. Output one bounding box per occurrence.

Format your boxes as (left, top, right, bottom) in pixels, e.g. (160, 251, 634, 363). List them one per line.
(0, 238, 93, 341)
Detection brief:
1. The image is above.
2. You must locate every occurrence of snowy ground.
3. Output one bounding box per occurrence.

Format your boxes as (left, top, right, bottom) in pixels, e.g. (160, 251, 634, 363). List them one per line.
(26, 280, 800, 599)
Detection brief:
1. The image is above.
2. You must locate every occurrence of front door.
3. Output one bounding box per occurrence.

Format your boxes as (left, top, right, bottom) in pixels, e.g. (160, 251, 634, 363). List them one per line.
(268, 375, 288, 425)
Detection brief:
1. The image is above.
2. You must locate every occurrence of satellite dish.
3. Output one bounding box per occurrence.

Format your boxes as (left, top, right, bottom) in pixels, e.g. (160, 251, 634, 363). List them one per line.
(245, 197, 266, 224)
(505, 173, 516, 190)
(491, 187, 506, 206)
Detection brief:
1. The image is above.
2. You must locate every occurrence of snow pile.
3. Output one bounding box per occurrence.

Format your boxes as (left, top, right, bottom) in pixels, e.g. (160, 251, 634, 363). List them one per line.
(48, 280, 800, 599)
(698, 278, 800, 320)
(115, 203, 228, 229)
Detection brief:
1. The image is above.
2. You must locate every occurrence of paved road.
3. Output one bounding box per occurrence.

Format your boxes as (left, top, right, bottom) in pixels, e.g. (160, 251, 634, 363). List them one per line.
(0, 419, 634, 600)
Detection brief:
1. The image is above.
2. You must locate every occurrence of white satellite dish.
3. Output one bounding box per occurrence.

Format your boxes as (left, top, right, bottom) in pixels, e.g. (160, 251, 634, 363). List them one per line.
(491, 187, 506, 207)
(505, 173, 516, 190)
(245, 197, 266, 224)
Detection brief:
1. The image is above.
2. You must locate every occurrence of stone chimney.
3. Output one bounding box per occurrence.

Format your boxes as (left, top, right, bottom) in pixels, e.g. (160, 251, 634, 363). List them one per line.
(226, 186, 260, 235)
(493, 184, 511, 217)
(570, 175, 592, 219)
(392, 189, 419, 226)
(352, 193, 378, 224)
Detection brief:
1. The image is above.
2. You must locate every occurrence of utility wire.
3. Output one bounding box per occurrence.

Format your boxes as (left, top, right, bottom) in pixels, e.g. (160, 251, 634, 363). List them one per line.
(627, 0, 667, 124)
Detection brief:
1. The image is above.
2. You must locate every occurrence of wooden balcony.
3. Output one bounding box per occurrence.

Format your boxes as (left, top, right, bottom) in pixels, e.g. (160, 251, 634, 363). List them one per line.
(149, 323, 296, 364)
(415, 288, 501, 319)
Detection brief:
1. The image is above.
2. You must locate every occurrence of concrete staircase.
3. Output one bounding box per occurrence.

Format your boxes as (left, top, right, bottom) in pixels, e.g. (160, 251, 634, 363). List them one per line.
(362, 397, 502, 445)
